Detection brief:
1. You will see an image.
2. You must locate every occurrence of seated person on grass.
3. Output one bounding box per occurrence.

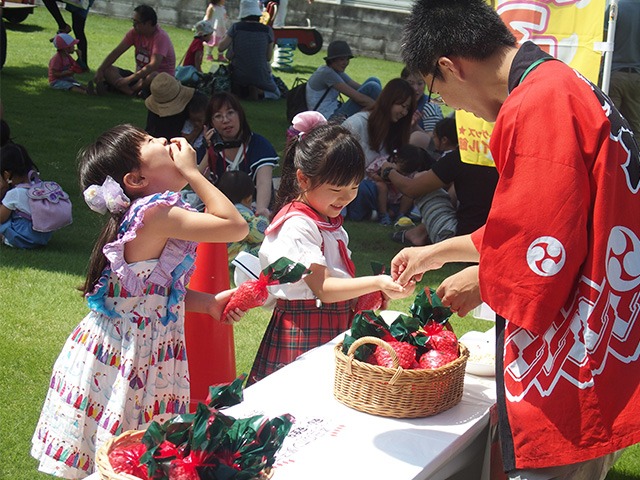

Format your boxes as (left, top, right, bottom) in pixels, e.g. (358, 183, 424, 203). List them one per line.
(48, 33, 91, 95)
(306, 40, 381, 121)
(145, 73, 194, 140)
(93, 4, 176, 97)
(217, 0, 280, 100)
(383, 117, 499, 246)
(216, 170, 269, 263)
(366, 144, 426, 227)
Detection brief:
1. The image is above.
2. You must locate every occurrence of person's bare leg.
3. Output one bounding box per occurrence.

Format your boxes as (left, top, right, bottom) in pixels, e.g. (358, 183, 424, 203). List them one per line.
(102, 66, 135, 95)
(405, 223, 430, 246)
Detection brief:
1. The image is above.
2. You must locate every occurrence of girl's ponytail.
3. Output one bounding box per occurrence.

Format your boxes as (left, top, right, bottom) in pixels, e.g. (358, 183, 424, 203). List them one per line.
(273, 134, 302, 215)
(80, 212, 126, 295)
(77, 124, 146, 296)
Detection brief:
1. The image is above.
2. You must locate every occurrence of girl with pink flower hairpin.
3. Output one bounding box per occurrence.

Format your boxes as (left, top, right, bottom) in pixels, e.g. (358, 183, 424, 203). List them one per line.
(248, 112, 415, 385)
(31, 124, 249, 478)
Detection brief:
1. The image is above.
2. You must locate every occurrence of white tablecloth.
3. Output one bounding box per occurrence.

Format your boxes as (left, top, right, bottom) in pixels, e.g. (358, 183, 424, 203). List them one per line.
(227, 334, 497, 480)
(87, 334, 497, 480)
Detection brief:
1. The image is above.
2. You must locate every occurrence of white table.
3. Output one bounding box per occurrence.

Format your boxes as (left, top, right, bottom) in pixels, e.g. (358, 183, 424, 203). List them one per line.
(87, 334, 498, 480)
(226, 334, 497, 480)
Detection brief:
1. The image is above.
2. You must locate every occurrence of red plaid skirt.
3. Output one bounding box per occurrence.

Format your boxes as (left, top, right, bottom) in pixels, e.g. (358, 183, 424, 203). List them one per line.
(248, 299, 354, 385)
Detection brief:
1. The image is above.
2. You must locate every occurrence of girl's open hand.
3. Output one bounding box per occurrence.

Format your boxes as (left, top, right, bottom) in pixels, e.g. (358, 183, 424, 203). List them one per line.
(377, 274, 416, 300)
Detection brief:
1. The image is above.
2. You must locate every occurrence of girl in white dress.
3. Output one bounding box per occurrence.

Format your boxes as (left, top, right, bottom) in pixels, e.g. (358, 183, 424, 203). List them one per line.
(203, 0, 228, 61)
(31, 124, 249, 478)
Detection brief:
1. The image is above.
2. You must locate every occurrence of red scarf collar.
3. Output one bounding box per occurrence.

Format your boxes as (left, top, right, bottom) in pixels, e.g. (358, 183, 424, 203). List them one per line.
(266, 201, 355, 277)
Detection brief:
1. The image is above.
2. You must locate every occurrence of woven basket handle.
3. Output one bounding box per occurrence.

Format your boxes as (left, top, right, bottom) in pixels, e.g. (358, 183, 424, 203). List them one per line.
(346, 336, 405, 382)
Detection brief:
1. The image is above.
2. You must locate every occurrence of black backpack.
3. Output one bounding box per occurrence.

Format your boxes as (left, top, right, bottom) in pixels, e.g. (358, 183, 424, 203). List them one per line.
(285, 77, 331, 123)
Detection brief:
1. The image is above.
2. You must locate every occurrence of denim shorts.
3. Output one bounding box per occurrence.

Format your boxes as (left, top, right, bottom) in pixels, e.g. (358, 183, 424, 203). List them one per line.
(50, 78, 82, 90)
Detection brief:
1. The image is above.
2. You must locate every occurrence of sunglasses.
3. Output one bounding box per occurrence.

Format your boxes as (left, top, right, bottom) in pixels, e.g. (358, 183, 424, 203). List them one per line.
(427, 64, 446, 106)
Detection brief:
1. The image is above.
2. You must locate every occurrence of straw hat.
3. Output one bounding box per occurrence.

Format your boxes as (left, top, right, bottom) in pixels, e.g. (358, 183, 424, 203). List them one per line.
(145, 73, 195, 117)
(324, 40, 354, 61)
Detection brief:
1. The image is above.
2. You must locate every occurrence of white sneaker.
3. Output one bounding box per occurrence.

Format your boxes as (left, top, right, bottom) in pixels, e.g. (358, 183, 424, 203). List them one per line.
(369, 210, 379, 222)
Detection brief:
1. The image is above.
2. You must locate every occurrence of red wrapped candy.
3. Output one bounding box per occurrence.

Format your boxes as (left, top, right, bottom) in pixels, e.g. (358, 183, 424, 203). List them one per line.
(418, 349, 457, 369)
(368, 340, 416, 369)
(354, 262, 387, 313)
(354, 291, 384, 313)
(108, 442, 148, 479)
(429, 329, 459, 358)
(221, 257, 309, 323)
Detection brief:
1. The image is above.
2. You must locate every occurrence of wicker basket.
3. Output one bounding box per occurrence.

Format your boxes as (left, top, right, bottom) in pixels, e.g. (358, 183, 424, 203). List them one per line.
(334, 336, 469, 418)
(95, 430, 146, 480)
(96, 429, 274, 480)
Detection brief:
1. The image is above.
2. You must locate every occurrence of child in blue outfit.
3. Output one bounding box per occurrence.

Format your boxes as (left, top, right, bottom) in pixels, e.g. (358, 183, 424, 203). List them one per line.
(216, 170, 269, 262)
(0, 143, 53, 248)
(48, 33, 92, 94)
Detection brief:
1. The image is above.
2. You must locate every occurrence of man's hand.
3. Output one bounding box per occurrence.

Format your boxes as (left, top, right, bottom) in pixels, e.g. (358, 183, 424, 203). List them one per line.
(436, 266, 482, 317)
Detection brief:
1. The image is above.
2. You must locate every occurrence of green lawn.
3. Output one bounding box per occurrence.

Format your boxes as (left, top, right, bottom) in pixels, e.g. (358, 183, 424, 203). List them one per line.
(1, 7, 638, 480)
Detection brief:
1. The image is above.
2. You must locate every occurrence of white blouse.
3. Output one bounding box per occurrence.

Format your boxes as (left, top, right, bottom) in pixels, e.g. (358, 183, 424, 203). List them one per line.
(258, 215, 352, 300)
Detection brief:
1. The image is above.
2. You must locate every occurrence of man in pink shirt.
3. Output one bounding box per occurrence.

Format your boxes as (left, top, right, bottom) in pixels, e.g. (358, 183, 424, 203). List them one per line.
(94, 4, 175, 96)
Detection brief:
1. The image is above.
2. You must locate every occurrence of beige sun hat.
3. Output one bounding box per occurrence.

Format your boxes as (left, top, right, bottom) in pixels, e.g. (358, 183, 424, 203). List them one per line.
(145, 73, 195, 117)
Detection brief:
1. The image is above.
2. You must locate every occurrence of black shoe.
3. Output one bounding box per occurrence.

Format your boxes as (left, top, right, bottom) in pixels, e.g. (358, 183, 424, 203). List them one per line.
(390, 230, 415, 247)
(95, 80, 107, 96)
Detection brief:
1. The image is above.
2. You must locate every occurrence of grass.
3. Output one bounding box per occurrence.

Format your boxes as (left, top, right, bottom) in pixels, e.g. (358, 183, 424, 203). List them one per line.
(1, 8, 638, 480)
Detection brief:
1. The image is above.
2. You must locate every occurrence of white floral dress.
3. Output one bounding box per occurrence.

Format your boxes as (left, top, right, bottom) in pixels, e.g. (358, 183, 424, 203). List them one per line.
(31, 192, 197, 478)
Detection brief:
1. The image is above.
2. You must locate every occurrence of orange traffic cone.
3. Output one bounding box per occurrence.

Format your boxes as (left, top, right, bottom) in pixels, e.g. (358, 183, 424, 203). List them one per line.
(184, 241, 236, 411)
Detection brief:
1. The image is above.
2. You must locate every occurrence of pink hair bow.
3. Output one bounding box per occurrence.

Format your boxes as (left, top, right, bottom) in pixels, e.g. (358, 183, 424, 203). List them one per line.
(286, 111, 327, 141)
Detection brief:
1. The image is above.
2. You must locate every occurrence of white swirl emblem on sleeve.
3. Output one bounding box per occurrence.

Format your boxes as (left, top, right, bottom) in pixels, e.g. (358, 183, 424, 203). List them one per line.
(606, 226, 640, 292)
(527, 236, 566, 277)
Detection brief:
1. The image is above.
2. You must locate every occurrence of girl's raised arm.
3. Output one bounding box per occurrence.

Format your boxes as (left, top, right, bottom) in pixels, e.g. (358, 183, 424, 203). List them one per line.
(146, 138, 248, 244)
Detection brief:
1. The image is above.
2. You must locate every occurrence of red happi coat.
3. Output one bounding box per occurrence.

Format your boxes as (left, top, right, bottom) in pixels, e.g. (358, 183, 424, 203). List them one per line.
(471, 42, 640, 470)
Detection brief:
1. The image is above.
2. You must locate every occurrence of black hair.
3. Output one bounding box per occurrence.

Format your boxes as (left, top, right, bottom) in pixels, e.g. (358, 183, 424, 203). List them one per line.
(216, 170, 255, 205)
(402, 0, 516, 77)
(400, 66, 416, 79)
(187, 91, 209, 115)
(77, 124, 147, 296)
(367, 78, 415, 155)
(1, 119, 12, 148)
(274, 123, 365, 214)
(134, 4, 157, 26)
(0, 143, 38, 181)
(395, 144, 427, 174)
(433, 116, 458, 145)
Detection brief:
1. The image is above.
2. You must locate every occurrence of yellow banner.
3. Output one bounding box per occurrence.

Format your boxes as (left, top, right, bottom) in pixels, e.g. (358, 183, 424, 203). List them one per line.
(458, 0, 606, 166)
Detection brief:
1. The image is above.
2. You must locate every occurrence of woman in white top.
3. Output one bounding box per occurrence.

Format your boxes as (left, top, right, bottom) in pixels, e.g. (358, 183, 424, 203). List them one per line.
(342, 78, 416, 221)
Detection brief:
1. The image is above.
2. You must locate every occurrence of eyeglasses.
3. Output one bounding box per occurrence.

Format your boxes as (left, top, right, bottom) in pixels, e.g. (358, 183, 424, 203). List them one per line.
(427, 64, 446, 106)
(212, 110, 237, 123)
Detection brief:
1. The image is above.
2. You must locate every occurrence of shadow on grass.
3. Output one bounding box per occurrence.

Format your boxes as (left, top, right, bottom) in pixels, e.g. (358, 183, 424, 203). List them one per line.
(607, 474, 639, 480)
(276, 64, 317, 76)
(3, 21, 45, 33)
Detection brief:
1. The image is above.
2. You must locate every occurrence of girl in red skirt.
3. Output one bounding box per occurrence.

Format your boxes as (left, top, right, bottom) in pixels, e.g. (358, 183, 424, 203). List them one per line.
(249, 112, 415, 384)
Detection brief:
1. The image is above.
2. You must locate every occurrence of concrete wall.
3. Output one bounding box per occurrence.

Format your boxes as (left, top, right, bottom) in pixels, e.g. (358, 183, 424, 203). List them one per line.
(77, 0, 409, 62)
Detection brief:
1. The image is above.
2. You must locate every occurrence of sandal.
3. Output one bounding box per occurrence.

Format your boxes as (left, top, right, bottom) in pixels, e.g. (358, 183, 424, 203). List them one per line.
(390, 230, 415, 247)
